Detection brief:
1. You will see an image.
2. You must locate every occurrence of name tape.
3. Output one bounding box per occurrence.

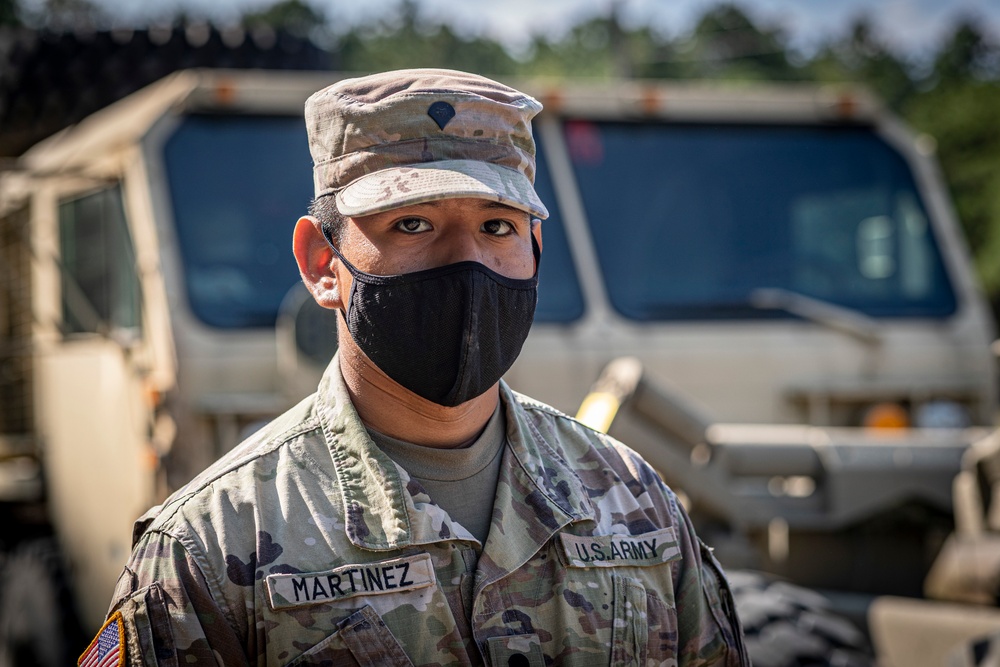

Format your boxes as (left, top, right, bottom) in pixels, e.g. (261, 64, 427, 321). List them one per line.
(266, 553, 435, 610)
(559, 527, 681, 568)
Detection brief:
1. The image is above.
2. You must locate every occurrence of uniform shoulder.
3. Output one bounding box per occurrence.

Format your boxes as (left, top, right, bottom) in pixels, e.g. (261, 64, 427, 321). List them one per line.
(509, 388, 682, 533)
(137, 393, 326, 539)
(512, 390, 653, 467)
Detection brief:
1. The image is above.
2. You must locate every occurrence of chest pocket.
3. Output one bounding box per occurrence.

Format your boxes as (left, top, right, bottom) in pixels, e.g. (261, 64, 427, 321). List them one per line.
(286, 605, 413, 667)
(559, 527, 683, 666)
(611, 574, 648, 665)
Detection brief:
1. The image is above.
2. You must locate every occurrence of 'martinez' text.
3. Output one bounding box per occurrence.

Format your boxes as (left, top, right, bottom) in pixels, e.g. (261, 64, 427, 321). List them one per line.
(266, 553, 435, 609)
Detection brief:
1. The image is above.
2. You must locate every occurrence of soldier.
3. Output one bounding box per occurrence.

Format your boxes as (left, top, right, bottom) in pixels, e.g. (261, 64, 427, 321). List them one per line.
(81, 69, 750, 666)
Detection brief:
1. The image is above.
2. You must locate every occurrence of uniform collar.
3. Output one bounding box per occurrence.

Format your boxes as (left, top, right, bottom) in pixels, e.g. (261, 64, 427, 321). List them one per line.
(315, 354, 594, 552)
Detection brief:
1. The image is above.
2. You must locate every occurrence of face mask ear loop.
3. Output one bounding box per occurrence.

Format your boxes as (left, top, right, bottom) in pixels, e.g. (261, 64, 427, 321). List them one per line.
(530, 227, 542, 277)
(318, 221, 364, 328)
(321, 229, 366, 280)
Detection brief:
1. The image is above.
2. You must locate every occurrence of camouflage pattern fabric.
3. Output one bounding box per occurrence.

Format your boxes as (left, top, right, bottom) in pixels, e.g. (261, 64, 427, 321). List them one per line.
(305, 69, 549, 219)
(98, 357, 750, 666)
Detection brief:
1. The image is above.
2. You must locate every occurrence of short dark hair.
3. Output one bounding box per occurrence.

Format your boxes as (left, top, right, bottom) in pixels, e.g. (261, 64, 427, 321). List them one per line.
(308, 195, 346, 245)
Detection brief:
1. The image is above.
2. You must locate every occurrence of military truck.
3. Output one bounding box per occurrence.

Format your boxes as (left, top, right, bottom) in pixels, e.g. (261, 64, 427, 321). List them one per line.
(0, 69, 996, 665)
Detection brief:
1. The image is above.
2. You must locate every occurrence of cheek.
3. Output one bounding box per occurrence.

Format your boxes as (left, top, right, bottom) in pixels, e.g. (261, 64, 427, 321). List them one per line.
(497, 241, 537, 280)
(489, 256, 533, 279)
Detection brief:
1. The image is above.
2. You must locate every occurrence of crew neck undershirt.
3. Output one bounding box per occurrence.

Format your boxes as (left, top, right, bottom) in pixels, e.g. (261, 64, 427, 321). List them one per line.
(366, 404, 506, 546)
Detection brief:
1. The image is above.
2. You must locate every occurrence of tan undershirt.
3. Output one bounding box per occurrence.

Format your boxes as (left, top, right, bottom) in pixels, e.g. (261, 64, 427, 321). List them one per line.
(366, 404, 506, 546)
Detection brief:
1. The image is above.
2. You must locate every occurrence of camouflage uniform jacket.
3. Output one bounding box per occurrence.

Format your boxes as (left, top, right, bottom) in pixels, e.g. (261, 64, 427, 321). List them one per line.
(106, 359, 750, 666)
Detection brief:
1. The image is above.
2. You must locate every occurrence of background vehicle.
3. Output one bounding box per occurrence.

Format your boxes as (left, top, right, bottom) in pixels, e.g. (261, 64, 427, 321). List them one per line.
(576, 356, 1000, 666)
(0, 69, 995, 664)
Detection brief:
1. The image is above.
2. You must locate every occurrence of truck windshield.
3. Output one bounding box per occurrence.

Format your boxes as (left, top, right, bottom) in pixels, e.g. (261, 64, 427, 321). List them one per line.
(566, 121, 957, 320)
(163, 114, 312, 328)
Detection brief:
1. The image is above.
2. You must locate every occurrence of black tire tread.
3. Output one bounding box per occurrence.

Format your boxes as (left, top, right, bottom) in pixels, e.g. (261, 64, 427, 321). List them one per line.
(730, 569, 875, 667)
(0, 538, 85, 667)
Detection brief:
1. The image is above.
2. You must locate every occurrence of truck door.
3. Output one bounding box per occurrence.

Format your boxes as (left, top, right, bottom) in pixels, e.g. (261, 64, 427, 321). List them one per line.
(36, 182, 159, 632)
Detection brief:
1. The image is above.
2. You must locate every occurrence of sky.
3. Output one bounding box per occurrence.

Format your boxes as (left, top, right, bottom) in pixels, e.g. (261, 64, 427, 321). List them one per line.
(68, 0, 1000, 58)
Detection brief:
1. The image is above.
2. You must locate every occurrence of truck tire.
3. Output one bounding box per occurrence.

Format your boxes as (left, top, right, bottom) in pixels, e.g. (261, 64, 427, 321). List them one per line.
(0, 538, 84, 667)
(728, 570, 874, 667)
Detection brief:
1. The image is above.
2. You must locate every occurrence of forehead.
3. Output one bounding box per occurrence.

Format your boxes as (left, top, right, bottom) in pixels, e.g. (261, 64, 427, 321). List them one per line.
(351, 198, 528, 221)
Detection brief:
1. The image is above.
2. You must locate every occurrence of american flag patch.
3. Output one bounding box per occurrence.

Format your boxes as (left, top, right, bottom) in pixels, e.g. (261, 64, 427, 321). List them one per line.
(78, 611, 124, 667)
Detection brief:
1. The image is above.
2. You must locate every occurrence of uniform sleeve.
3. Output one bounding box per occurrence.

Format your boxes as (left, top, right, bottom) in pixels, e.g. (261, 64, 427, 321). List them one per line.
(670, 492, 752, 667)
(100, 530, 249, 667)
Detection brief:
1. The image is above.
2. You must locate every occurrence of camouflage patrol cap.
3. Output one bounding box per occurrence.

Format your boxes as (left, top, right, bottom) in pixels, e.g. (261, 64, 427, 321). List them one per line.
(305, 68, 549, 219)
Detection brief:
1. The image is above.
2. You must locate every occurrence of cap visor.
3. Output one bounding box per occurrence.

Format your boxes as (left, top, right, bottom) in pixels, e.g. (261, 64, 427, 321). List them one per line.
(336, 160, 549, 219)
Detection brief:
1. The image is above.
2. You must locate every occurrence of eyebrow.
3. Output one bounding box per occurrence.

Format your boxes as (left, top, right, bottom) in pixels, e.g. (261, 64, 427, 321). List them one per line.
(479, 201, 521, 212)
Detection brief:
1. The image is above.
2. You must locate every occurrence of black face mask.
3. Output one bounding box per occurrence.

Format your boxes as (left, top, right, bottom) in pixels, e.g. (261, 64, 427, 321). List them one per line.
(325, 230, 540, 407)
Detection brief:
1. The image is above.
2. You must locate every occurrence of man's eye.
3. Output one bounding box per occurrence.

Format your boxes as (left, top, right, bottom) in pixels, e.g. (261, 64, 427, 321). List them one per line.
(395, 218, 432, 233)
(482, 219, 514, 236)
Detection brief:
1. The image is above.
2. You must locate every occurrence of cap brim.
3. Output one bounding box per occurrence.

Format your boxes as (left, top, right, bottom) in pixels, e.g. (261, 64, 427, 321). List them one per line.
(335, 160, 549, 219)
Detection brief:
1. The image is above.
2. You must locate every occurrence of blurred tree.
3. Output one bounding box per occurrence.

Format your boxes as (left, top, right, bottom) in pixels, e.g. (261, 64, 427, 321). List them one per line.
(335, 0, 516, 74)
(523, 4, 800, 82)
(905, 21, 1000, 306)
(0, 0, 20, 26)
(522, 15, 621, 79)
(22, 0, 104, 30)
(930, 19, 999, 84)
(243, 0, 324, 39)
(678, 4, 800, 81)
(807, 17, 915, 109)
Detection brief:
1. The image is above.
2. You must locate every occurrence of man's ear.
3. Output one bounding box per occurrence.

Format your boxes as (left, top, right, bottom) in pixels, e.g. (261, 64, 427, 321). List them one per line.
(293, 215, 343, 311)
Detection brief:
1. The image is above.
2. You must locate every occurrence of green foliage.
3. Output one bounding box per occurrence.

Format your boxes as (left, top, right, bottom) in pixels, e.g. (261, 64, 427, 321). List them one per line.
(21, 0, 105, 30)
(335, 1, 517, 74)
(806, 18, 916, 108)
(677, 4, 801, 81)
(519, 16, 623, 78)
(908, 84, 1000, 255)
(904, 22, 1000, 298)
(243, 0, 325, 38)
(931, 19, 998, 84)
(0, 0, 20, 26)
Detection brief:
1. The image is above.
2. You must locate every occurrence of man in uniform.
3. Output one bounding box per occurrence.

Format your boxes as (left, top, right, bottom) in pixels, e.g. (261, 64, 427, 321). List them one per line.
(82, 69, 749, 666)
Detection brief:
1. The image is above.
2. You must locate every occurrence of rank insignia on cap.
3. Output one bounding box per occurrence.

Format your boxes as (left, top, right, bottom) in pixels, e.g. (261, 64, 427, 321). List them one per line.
(427, 101, 456, 130)
(78, 611, 124, 667)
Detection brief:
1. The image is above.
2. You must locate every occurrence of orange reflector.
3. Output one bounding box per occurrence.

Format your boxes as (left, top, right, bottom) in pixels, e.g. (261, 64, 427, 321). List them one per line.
(863, 402, 909, 430)
(540, 90, 563, 113)
(145, 386, 162, 408)
(640, 88, 661, 115)
(214, 80, 237, 106)
(835, 93, 858, 118)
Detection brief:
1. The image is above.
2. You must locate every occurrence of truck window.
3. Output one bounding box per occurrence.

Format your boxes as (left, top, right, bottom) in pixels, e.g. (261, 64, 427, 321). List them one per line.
(163, 115, 312, 329)
(58, 185, 142, 335)
(565, 121, 957, 320)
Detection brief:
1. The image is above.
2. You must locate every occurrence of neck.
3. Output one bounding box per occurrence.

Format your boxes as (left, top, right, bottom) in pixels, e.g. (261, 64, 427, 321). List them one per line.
(338, 340, 499, 449)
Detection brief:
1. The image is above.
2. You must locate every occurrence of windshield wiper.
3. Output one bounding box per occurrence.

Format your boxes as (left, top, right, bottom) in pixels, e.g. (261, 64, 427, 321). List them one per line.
(749, 287, 882, 346)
